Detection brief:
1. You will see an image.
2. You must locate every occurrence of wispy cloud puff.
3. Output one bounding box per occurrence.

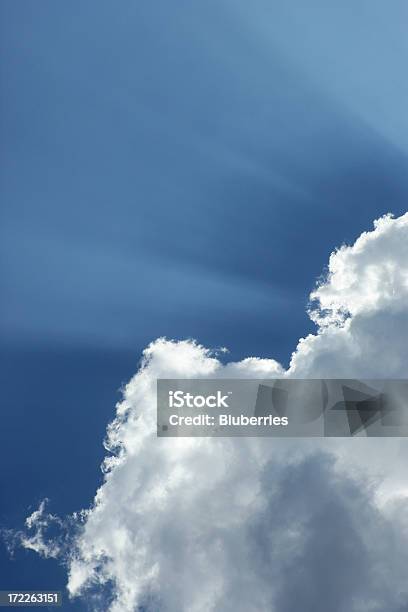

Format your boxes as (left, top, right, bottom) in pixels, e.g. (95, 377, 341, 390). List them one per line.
(17, 213, 408, 611)
(3, 500, 63, 560)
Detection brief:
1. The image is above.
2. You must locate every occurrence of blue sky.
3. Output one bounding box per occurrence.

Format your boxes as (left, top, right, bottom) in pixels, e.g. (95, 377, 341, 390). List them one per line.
(1, 1, 408, 609)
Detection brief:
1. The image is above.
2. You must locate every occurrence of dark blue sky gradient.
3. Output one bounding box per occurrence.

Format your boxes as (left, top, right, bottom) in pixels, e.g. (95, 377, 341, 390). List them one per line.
(1, 1, 408, 609)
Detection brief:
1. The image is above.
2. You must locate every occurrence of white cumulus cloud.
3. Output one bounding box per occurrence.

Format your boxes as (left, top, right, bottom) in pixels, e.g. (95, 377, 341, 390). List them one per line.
(18, 213, 408, 611)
